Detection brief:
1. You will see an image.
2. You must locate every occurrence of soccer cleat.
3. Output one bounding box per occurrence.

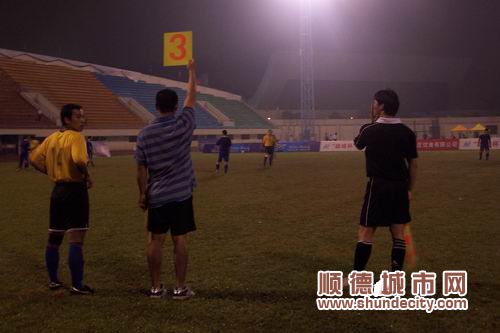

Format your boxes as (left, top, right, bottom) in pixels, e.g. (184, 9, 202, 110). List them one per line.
(70, 285, 95, 295)
(149, 284, 167, 298)
(48, 281, 64, 290)
(172, 286, 195, 300)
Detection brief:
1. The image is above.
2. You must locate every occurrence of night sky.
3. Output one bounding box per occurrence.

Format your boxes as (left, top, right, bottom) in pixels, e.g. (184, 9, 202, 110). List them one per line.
(1, 0, 499, 100)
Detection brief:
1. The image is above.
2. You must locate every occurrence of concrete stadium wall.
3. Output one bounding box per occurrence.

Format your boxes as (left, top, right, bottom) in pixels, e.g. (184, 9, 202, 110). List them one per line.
(0, 128, 271, 154)
(270, 116, 500, 141)
(3, 117, 498, 154)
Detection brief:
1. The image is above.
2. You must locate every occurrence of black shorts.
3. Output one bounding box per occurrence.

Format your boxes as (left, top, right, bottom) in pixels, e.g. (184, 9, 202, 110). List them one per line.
(148, 197, 196, 235)
(218, 151, 230, 162)
(360, 177, 411, 227)
(264, 146, 275, 155)
(480, 145, 490, 152)
(50, 182, 89, 232)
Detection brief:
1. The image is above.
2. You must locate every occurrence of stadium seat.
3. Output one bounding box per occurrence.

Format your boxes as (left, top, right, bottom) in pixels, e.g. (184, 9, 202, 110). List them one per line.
(0, 68, 55, 128)
(197, 94, 272, 129)
(95, 75, 222, 129)
(0, 58, 146, 129)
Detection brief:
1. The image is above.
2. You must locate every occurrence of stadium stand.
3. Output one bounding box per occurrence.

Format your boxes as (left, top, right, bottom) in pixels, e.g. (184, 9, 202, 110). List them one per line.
(198, 93, 271, 128)
(95, 74, 271, 129)
(0, 57, 146, 129)
(0, 68, 55, 128)
(0, 48, 274, 156)
(95, 74, 222, 129)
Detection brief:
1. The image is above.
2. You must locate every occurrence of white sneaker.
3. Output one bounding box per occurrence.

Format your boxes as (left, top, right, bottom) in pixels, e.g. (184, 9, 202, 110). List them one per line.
(172, 286, 195, 300)
(149, 284, 167, 298)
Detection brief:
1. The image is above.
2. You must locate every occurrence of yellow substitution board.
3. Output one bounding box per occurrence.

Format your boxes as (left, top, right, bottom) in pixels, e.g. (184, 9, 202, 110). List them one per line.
(163, 31, 192, 66)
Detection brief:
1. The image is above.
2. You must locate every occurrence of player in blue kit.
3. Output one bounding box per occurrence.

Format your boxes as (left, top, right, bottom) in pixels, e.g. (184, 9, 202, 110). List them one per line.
(478, 129, 491, 160)
(215, 130, 232, 174)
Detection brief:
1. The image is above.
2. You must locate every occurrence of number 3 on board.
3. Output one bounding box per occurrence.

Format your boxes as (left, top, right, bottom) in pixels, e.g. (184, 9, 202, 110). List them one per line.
(163, 31, 193, 66)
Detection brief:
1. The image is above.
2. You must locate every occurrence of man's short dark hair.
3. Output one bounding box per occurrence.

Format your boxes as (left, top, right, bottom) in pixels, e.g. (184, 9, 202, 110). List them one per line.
(61, 104, 82, 125)
(156, 89, 178, 113)
(222, 130, 227, 135)
(374, 90, 400, 116)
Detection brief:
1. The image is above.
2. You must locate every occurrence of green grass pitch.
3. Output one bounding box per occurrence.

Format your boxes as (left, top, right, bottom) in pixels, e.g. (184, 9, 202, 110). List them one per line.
(0, 152, 498, 332)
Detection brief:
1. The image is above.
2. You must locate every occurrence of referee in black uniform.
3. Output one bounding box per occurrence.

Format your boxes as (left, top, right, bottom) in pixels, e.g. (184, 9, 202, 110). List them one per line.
(351, 90, 418, 273)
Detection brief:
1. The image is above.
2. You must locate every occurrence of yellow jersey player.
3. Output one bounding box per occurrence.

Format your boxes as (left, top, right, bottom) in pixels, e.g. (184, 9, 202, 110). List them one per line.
(30, 104, 94, 295)
(262, 129, 278, 167)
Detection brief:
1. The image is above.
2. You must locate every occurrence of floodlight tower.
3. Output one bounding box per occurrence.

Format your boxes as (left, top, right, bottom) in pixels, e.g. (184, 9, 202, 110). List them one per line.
(299, 0, 316, 140)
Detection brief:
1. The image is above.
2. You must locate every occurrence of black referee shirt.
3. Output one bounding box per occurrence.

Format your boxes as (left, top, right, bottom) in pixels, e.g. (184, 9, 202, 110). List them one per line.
(216, 136, 232, 153)
(479, 134, 491, 146)
(354, 118, 418, 181)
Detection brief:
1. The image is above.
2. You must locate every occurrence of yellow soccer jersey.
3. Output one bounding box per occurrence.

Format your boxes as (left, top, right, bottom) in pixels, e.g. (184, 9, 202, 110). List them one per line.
(29, 139, 40, 150)
(262, 134, 277, 147)
(30, 130, 88, 183)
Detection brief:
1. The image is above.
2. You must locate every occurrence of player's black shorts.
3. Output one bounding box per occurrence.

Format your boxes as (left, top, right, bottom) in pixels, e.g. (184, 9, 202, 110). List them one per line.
(50, 182, 89, 232)
(218, 151, 230, 162)
(264, 146, 275, 155)
(148, 197, 196, 235)
(360, 177, 411, 227)
(480, 144, 490, 152)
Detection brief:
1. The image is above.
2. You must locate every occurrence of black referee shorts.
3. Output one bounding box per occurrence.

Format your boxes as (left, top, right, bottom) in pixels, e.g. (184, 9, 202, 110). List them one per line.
(360, 177, 411, 227)
(147, 197, 196, 236)
(218, 151, 230, 162)
(50, 182, 89, 232)
(480, 144, 490, 152)
(264, 146, 275, 155)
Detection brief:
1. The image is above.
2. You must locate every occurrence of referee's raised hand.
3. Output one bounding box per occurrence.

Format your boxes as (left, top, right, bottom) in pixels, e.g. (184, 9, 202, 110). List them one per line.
(187, 58, 195, 71)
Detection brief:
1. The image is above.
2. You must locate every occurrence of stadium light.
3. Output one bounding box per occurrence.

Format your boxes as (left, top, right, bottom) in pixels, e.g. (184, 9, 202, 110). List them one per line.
(275, 0, 329, 5)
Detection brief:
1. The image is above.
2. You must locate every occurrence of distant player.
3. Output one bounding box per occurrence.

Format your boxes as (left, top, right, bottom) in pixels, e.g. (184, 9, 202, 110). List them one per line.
(30, 104, 94, 294)
(262, 129, 277, 167)
(478, 129, 491, 160)
(17, 136, 30, 170)
(215, 130, 232, 174)
(86, 136, 95, 166)
(351, 90, 418, 274)
(135, 60, 197, 299)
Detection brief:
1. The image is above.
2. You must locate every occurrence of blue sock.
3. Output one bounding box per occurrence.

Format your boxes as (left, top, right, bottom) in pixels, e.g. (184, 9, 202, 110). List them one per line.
(68, 243, 84, 288)
(45, 245, 60, 283)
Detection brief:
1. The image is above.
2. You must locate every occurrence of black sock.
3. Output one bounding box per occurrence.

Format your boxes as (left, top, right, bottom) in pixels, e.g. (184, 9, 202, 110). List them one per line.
(479, 152, 483, 160)
(216, 163, 220, 171)
(224, 164, 228, 174)
(391, 238, 406, 271)
(45, 245, 60, 283)
(269, 155, 274, 166)
(69, 243, 84, 288)
(486, 152, 490, 160)
(354, 241, 373, 271)
(263, 157, 267, 166)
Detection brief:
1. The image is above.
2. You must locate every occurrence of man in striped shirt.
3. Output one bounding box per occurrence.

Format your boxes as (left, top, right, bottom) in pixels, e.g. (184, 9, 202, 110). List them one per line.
(135, 60, 197, 299)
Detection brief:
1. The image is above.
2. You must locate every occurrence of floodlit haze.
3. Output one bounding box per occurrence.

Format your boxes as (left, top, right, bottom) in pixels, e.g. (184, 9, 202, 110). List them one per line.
(0, 0, 498, 112)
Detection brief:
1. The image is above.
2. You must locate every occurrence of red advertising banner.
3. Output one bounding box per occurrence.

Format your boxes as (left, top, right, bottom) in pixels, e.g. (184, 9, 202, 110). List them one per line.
(417, 139, 459, 151)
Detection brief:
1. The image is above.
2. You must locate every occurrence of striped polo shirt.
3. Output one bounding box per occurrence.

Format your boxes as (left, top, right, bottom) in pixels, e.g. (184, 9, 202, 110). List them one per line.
(135, 107, 196, 208)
